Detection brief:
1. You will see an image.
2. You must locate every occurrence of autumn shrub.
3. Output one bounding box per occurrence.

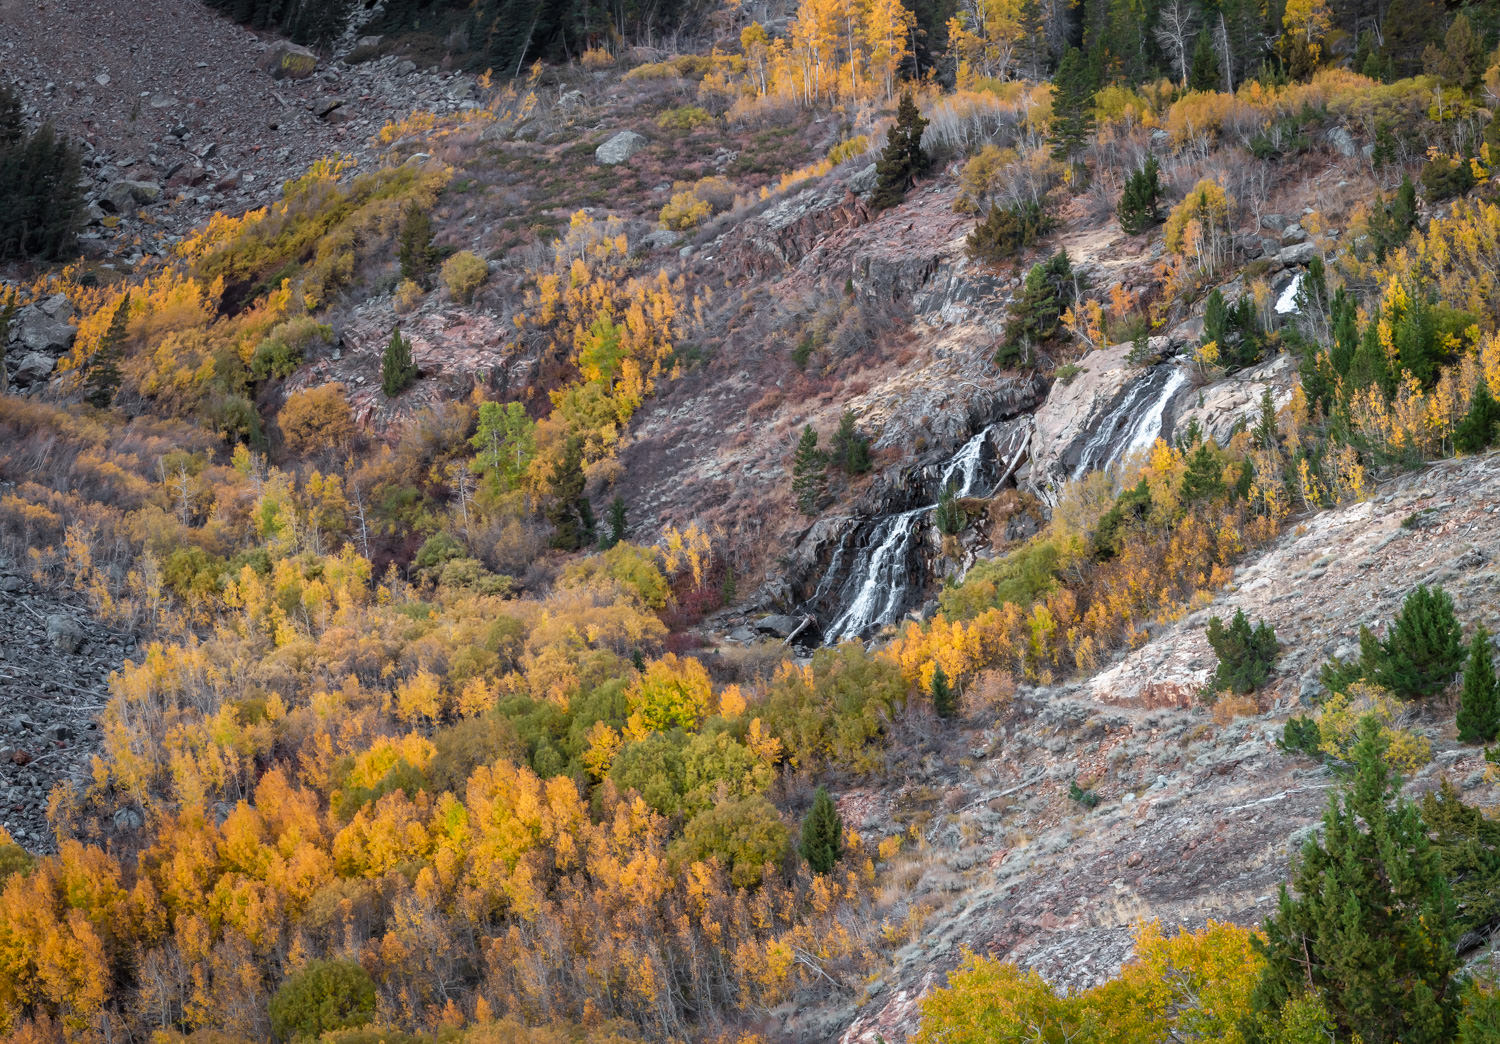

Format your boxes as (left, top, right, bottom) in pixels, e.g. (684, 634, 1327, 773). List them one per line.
(268, 959, 377, 1040)
(1316, 683, 1431, 772)
(656, 105, 715, 131)
(279, 383, 355, 455)
(669, 793, 791, 888)
(759, 644, 906, 770)
(580, 46, 614, 69)
(441, 250, 488, 302)
(393, 278, 424, 313)
(1164, 178, 1234, 280)
(251, 316, 331, 380)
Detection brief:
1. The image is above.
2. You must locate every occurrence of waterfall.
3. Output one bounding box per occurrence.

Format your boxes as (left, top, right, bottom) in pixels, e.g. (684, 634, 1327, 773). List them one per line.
(1071, 365, 1187, 480)
(816, 423, 1012, 644)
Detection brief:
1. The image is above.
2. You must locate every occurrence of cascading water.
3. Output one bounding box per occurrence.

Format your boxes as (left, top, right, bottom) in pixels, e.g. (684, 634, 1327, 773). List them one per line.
(817, 425, 1012, 644)
(1070, 364, 1188, 480)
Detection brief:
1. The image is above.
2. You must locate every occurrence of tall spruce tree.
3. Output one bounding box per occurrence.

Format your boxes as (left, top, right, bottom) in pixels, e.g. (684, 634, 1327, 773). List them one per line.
(799, 786, 844, 874)
(831, 409, 872, 474)
(398, 203, 435, 285)
(791, 425, 827, 515)
(931, 665, 956, 718)
(1375, 584, 1464, 699)
(545, 437, 594, 551)
(1456, 627, 1499, 744)
(1049, 47, 1097, 164)
(0, 84, 84, 262)
(1180, 441, 1226, 503)
(869, 92, 931, 211)
(381, 327, 418, 397)
(1187, 28, 1222, 91)
(1117, 155, 1164, 234)
(1248, 717, 1460, 1043)
(84, 294, 130, 408)
(1453, 380, 1500, 454)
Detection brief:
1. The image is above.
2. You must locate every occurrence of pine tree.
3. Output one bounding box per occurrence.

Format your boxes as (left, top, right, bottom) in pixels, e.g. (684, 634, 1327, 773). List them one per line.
(1423, 13, 1484, 91)
(831, 409, 872, 474)
(381, 327, 418, 397)
(1456, 627, 1499, 744)
(1453, 381, 1500, 454)
(1252, 386, 1279, 450)
(545, 436, 594, 550)
(1117, 155, 1163, 235)
(1049, 47, 1097, 164)
(799, 786, 843, 874)
(933, 481, 966, 536)
(603, 495, 627, 549)
(1248, 717, 1460, 1044)
(398, 203, 435, 285)
(869, 93, 930, 212)
(791, 425, 827, 515)
(1180, 441, 1226, 503)
(967, 200, 1051, 264)
(84, 294, 129, 409)
(1206, 609, 1280, 693)
(1187, 28, 1221, 91)
(1375, 584, 1464, 700)
(997, 249, 1075, 366)
(931, 665, 956, 718)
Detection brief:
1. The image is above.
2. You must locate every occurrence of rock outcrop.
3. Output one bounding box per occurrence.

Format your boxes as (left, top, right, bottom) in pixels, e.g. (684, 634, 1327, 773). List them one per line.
(595, 130, 647, 165)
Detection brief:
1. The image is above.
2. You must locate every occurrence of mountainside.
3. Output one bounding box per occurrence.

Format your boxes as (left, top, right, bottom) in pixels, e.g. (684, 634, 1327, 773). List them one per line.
(4, 0, 1500, 1041)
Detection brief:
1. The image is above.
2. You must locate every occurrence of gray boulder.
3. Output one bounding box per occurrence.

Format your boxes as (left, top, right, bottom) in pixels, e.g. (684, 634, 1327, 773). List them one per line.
(45, 614, 84, 655)
(9, 351, 57, 387)
(1275, 241, 1319, 266)
(1325, 126, 1357, 158)
(754, 614, 802, 638)
(595, 130, 647, 166)
(100, 180, 161, 213)
(10, 297, 76, 355)
(261, 43, 318, 80)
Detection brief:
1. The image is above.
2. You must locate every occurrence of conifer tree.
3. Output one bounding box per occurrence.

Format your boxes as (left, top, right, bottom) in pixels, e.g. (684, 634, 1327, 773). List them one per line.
(1180, 441, 1226, 503)
(603, 495, 628, 549)
(1252, 386, 1279, 450)
(800, 786, 843, 874)
(1456, 627, 1499, 744)
(791, 425, 827, 515)
(870, 92, 931, 212)
(1187, 28, 1221, 91)
(381, 327, 418, 397)
(1423, 13, 1484, 91)
(831, 409, 872, 474)
(398, 203, 435, 285)
(1453, 381, 1499, 454)
(934, 481, 965, 536)
(84, 294, 129, 409)
(546, 436, 594, 550)
(1049, 47, 1096, 165)
(1206, 609, 1279, 694)
(1248, 717, 1460, 1044)
(1375, 584, 1464, 700)
(1117, 155, 1163, 235)
(931, 665, 956, 718)
(997, 249, 1075, 366)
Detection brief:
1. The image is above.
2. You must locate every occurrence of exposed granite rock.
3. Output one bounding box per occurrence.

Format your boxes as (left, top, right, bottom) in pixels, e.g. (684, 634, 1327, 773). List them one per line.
(595, 130, 647, 165)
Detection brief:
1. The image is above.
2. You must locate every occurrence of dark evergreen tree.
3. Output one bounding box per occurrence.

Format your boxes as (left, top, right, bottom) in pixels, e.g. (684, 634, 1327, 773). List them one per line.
(831, 409, 872, 475)
(1453, 380, 1500, 454)
(1380, 0, 1442, 76)
(1092, 477, 1151, 558)
(1206, 609, 1280, 694)
(545, 436, 594, 551)
(381, 327, 418, 397)
(1187, 26, 1222, 91)
(1049, 47, 1097, 164)
(398, 203, 435, 285)
(602, 495, 627, 549)
(1180, 441, 1226, 503)
(1423, 13, 1484, 92)
(1420, 781, 1500, 940)
(84, 294, 130, 409)
(791, 425, 827, 515)
(1367, 176, 1419, 262)
(997, 249, 1075, 366)
(799, 786, 843, 874)
(1248, 717, 1460, 1044)
(1117, 155, 1163, 234)
(0, 85, 84, 262)
(1375, 584, 1464, 700)
(931, 664, 956, 718)
(1252, 386, 1279, 450)
(1456, 627, 1499, 744)
(966, 200, 1051, 264)
(869, 92, 931, 212)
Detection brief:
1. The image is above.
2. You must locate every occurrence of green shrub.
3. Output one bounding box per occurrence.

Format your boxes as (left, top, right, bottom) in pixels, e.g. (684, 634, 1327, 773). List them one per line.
(655, 105, 714, 132)
(268, 959, 376, 1041)
(1456, 627, 1499, 744)
(1373, 584, 1464, 699)
(1117, 155, 1163, 234)
(1068, 779, 1099, 808)
(1279, 715, 1323, 758)
(441, 250, 488, 303)
(670, 794, 790, 888)
(996, 250, 1076, 367)
(251, 317, 332, 380)
(967, 199, 1050, 264)
(1205, 609, 1280, 694)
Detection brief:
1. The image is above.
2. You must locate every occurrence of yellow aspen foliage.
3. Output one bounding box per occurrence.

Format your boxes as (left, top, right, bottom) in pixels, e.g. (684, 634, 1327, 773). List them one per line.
(395, 669, 445, 723)
(626, 654, 714, 735)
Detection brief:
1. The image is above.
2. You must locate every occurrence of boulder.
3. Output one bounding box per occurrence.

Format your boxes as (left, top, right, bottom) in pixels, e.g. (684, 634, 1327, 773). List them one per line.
(639, 229, 679, 251)
(261, 43, 318, 80)
(1325, 126, 1357, 158)
(753, 614, 803, 638)
(9, 351, 57, 387)
(1170, 353, 1297, 449)
(10, 299, 75, 354)
(595, 130, 647, 166)
(1275, 241, 1318, 267)
(99, 180, 161, 213)
(45, 614, 84, 655)
(313, 97, 345, 119)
